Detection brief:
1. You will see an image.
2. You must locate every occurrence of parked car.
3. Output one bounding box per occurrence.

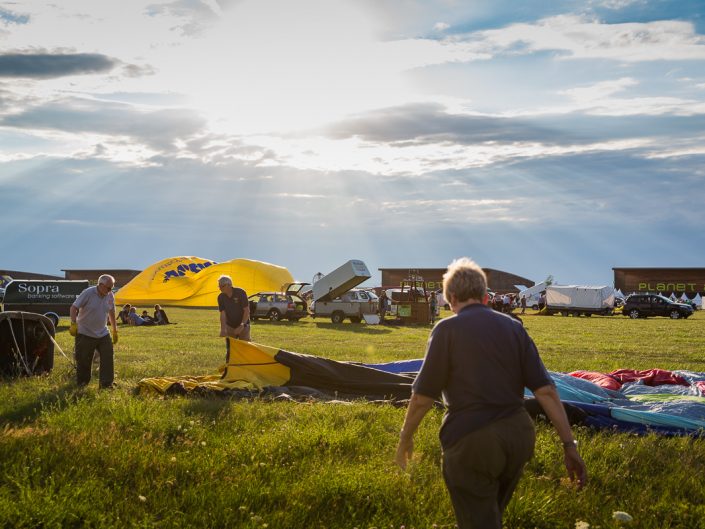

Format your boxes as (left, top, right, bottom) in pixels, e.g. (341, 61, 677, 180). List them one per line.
(248, 283, 309, 322)
(622, 294, 694, 319)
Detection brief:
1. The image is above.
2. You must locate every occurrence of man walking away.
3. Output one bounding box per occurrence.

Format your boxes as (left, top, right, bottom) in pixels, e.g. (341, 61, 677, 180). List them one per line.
(69, 274, 118, 389)
(395, 258, 586, 529)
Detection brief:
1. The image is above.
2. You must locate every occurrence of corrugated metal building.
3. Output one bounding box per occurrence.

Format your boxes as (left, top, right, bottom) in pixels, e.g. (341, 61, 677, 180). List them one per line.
(379, 267, 534, 294)
(0, 269, 62, 281)
(613, 267, 705, 297)
(62, 269, 141, 288)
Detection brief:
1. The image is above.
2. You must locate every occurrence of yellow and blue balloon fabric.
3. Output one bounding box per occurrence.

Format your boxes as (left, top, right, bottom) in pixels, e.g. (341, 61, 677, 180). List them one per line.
(115, 256, 293, 307)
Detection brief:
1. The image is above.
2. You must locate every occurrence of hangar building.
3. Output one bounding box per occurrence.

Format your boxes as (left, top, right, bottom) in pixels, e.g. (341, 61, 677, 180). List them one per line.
(62, 269, 141, 288)
(613, 267, 705, 298)
(0, 269, 61, 281)
(379, 267, 534, 294)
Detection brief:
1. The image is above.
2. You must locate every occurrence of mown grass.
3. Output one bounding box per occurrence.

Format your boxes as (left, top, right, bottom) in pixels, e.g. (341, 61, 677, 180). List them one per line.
(1, 308, 705, 528)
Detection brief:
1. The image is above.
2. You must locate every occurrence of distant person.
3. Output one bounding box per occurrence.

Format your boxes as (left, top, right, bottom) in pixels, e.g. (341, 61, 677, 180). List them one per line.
(520, 295, 527, 314)
(538, 292, 546, 312)
(378, 290, 389, 324)
(118, 304, 132, 325)
(493, 295, 503, 312)
(395, 258, 586, 529)
(69, 274, 118, 389)
(154, 304, 170, 325)
(128, 307, 156, 326)
(140, 310, 157, 324)
(217, 275, 251, 354)
(429, 291, 438, 325)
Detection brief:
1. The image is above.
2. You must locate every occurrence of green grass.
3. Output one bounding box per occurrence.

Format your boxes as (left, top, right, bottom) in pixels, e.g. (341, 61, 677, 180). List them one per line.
(1, 308, 705, 528)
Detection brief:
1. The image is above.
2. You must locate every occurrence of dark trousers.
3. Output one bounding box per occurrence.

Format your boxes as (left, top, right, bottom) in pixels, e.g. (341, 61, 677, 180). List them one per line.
(442, 410, 536, 529)
(75, 333, 114, 388)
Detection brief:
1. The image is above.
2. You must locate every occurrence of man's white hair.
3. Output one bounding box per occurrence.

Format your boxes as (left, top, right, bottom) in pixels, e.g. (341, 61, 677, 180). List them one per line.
(218, 275, 233, 286)
(98, 274, 115, 286)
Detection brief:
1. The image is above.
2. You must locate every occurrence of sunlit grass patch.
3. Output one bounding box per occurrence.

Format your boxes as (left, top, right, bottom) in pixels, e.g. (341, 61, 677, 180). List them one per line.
(1, 309, 704, 527)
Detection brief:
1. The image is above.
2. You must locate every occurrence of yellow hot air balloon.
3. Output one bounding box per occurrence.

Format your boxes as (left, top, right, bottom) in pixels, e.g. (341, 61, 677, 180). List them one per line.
(115, 256, 293, 307)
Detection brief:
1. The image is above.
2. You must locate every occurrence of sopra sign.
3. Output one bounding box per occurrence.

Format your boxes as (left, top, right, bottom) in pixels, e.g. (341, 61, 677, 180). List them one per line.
(14, 282, 79, 301)
(3, 280, 90, 305)
(17, 283, 60, 294)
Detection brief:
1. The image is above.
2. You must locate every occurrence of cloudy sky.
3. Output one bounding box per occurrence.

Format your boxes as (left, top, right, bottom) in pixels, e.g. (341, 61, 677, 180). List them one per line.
(1, 0, 704, 287)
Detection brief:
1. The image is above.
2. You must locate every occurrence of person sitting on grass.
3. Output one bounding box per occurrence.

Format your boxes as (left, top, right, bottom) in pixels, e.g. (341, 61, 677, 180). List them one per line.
(128, 307, 156, 326)
(153, 304, 171, 325)
(118, 304, 132, 325)
(140, 310, 157, 325)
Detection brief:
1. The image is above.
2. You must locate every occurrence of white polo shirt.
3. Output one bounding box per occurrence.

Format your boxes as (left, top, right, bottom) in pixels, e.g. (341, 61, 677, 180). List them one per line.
(73, 286, 114, 338)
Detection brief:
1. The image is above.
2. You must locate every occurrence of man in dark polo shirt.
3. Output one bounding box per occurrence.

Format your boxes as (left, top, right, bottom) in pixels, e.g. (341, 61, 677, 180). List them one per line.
(217, 275, 250, 353)
(395, 258, 586, 529)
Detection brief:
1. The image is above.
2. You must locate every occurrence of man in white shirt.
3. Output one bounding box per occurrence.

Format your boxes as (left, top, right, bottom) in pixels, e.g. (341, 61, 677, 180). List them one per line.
(69, 274, 118, 388)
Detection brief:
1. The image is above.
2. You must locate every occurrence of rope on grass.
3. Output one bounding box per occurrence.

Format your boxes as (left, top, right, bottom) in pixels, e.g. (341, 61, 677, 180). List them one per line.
(39, 320, 76, 370)
(4, 316, 32, 376)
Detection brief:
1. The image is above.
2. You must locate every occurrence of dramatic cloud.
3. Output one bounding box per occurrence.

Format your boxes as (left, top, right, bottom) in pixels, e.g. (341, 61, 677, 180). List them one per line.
(324, 103, 572, 145)
(145, 0, 221, 36)
(1, 97, 206, 151)
(0, 52, 118, 78)
(0, 6, 30, 25)
(0, 0, 703, 285)
(473, 15, 705, 62)
(557, 78, 705, 116)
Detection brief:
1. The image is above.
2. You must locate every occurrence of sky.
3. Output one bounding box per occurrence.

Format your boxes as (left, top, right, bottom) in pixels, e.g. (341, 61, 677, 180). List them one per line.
(1, 0, 704, 288)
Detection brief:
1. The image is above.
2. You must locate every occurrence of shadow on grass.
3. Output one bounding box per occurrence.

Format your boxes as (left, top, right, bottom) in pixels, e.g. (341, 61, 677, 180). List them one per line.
(182, 396, 235, 419)
(0, 381, 89, 427)
(309, 323, 399, 334)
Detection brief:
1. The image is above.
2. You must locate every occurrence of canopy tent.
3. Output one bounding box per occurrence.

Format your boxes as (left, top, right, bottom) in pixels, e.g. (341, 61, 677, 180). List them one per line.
(694, 293, 702, 308)
(138, 340, 705, 437)
(115, 256, 293, 307)
(670, 293, 678, 301)
(680, 293, 690, 302)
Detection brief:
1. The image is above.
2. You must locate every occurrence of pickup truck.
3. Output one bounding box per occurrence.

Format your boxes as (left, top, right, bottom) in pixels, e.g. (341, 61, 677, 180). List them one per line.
(310, 289, 379, 323)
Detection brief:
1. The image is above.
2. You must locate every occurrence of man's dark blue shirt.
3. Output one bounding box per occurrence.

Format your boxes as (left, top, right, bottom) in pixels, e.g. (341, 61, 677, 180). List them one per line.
(413, 303, 552, 449)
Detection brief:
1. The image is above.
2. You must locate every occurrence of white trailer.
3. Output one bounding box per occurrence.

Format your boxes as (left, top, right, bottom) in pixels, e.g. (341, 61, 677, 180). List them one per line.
(544, 285, 615, 316)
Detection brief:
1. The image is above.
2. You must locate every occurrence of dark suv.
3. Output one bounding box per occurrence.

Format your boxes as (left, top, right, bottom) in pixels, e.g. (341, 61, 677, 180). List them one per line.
(622, 294, 694, 319)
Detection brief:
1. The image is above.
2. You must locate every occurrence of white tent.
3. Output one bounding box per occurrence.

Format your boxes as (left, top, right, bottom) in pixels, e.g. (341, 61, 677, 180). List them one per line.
(615, 288, 624, 298)
(669, 293, 678, 301)
(680, 293, 690, 302)
(693, 293, 702, 309)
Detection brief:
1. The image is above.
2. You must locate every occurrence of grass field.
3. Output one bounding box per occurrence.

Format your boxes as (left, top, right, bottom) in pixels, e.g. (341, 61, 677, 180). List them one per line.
(2, 308, 705, 528)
